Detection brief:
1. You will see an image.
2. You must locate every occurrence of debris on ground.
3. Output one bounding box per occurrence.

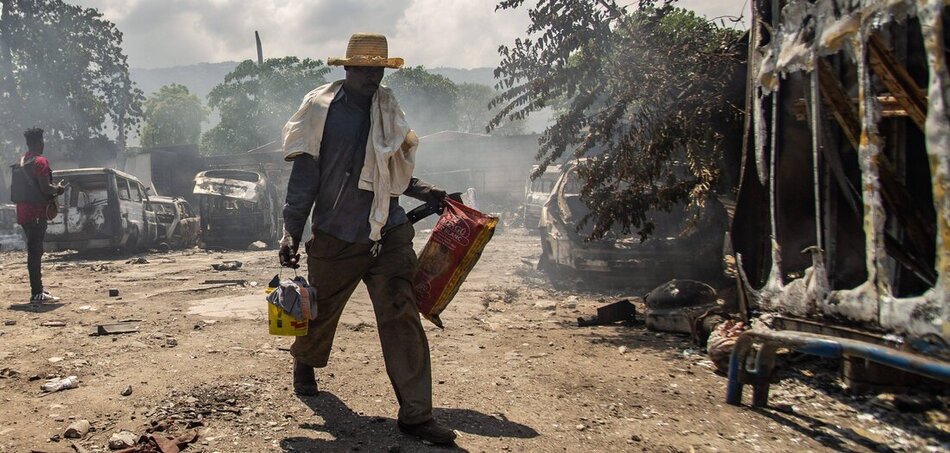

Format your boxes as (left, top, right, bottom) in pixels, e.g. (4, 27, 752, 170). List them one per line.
(0, 367, 20, 378)
(64, 419, 91, 439)
(108, 430, 138, 450)
(4, 319, 16, 326)
(92, 322, 140, 336)
(200, 279, 247, 286)
(126, 257, 149, 265)
(644, 279, 718, 333)
(41, 320, 67, 327)
(247, 241, 268, 251)
(577, 299, 636, 327)
(121, 385, 133, 396)
(109, 288, 120, 297)
(211, 261, 242, 271)
(706, 320, 746, 373)
(41, 375, 79, 393)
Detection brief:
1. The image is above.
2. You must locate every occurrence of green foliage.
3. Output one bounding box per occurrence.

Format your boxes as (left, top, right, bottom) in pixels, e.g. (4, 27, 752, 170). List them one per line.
(141, 84, 208, 148)
(456, 82, 525, 135)
(492, 0, 745, 239)
(0, 0, 143, 161)
(384, 66, 459, 136)
(201, 57, 329, 156)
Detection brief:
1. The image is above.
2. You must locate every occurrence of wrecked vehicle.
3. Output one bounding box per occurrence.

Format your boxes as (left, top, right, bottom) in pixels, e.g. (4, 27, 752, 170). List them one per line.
(150, 196, 199, 249)
(523, 164, 560, 229)
(726, 0, 950, 404)
(45, 168, 158, 252)
(538, 159, 728, 288)
(193, 169, 280, 248)
(0, 203, 24, 251)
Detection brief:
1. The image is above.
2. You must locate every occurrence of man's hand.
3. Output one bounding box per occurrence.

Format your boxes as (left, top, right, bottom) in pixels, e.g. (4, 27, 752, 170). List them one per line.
(426, 188, 464, 213)
(279, 240, 301, 269)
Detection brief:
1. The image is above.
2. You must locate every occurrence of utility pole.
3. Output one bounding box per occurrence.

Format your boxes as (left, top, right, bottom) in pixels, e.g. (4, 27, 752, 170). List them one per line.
(255, 31, 264, 66)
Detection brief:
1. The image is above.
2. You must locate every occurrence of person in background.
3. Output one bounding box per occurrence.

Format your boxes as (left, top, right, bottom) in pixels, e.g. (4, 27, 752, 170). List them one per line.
(11, 127, 63, 303)
(278, 33, 457, 445)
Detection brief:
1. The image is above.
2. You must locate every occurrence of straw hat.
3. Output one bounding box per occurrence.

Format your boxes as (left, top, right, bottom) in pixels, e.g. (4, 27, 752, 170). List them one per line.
(328, 33, 404, 69)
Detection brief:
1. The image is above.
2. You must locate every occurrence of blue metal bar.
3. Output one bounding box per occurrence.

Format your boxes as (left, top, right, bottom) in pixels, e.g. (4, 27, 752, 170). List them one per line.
(726, 329, 950, 406)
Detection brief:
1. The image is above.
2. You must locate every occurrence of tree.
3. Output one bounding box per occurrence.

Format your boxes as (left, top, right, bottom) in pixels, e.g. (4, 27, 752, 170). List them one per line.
(456, 82, 525, 135)
(0, 0, 143, 162)
(201, 57, 329, 156)
(384, 66, 459, 136)
(141, 84, 208, 148)
(491, 0, 745, 239)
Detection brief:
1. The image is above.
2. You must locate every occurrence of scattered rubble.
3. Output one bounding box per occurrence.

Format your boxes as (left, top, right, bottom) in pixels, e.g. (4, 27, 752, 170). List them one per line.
(644, 279, 718, 334)
(126, 257, 149, 265)
(41, 375, 79, 393)
(706, 320, 746, 373)
(64, 419, 91, 439)
(92, 322, 140, 336)
(108, 430, 137, 450)
(211, 261, 242, 271)
(41, 320, 67, 327)
(577, 299, 636, 327)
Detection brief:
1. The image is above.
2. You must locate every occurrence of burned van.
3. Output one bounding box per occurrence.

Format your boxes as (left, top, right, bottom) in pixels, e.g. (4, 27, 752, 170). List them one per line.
(150, 196, 200, 249)
(46, 168, 158, 251)
(193, 169, 280, 247)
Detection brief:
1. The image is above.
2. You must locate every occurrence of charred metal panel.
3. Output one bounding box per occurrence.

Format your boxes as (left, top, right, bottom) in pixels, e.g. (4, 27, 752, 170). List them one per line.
(733, 0, 950, 343)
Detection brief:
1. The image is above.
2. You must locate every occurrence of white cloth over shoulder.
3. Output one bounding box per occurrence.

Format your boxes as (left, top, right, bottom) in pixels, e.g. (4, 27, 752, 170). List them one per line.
(282, 80, 418, 242)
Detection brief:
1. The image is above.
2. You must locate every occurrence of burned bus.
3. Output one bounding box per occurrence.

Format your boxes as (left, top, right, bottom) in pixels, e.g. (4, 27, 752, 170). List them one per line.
(726, 0, 950, 403)
(192, 169, 281, 248)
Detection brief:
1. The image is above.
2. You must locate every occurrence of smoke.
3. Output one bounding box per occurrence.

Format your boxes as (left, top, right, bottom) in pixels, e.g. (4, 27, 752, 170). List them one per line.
(69, 0, 532, 69)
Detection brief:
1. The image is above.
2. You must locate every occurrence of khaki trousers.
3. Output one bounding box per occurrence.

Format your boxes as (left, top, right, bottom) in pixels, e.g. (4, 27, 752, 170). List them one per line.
(290, 222, 433, 424)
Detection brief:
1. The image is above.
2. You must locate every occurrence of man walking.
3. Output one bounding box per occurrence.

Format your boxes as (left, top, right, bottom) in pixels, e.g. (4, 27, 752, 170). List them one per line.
(11, 128, 63, 302)
(279, 33, 456, 445)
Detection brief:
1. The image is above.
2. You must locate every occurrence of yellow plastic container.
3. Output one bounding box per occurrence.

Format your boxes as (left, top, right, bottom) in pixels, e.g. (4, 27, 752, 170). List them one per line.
(268, 303, 309, 336)
(265, 285, 308, 336)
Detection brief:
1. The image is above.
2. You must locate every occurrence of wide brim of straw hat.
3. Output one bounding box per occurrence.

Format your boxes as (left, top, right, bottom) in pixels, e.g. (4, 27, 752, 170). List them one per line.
(327, 56, 404, 69)
(328, 33, 404, 69)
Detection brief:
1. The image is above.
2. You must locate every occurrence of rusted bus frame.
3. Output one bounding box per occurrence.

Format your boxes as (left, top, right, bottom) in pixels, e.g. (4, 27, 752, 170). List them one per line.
(739, 0, 950, 342)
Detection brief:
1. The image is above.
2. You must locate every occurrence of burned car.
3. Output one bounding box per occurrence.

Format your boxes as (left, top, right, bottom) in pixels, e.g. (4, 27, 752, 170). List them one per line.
(523, 164, 561, 229)
(193, 169, 280, 248)
(46, 168, 158, 252)
(538, 160, 727, 288)
(0, 203, 24, 251)
(150, 196, 199, 249)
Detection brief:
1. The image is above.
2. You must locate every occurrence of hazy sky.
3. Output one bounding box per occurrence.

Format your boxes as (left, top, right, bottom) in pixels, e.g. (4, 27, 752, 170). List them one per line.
(72, 0, 748, 69)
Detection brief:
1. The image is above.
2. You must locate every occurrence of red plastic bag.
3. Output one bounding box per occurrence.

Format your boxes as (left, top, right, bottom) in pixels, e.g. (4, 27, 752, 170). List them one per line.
(413, 199, 497, 328)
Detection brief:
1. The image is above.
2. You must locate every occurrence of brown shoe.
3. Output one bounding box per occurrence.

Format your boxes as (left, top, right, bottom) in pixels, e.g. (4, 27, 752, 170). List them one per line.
(293, 359, 318, 396)
(397, 419, 457, 445)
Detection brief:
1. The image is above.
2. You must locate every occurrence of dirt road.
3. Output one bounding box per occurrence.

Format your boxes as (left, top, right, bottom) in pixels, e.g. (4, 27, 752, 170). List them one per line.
(0, 227, 945, 452)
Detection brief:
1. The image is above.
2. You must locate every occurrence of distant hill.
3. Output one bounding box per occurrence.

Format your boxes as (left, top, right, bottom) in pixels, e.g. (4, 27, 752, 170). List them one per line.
(131, 62, 239, 99)
(129, 63, 548, 134)
(131, 63, 499, 98)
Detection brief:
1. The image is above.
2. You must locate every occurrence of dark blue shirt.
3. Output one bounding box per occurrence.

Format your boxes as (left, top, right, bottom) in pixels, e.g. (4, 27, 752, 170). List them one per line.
(283, 88, 441, 245)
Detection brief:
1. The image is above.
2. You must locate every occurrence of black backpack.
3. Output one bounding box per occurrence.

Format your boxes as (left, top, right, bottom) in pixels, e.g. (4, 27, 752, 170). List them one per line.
(10, 158, 49, 204)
